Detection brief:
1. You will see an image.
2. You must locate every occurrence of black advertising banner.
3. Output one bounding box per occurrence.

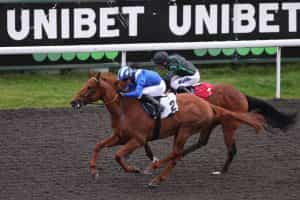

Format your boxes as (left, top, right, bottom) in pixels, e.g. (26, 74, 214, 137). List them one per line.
(1, 0, 300, 47)
(1, 0, 300, 67)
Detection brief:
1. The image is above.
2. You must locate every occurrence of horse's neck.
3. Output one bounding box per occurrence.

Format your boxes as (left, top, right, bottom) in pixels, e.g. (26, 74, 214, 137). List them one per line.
(102, 90, 121, 123)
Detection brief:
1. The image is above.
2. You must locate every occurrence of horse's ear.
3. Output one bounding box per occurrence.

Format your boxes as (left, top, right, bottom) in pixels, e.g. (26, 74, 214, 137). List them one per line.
(96, 72, 101, 80)
(89, 70, 96, 78)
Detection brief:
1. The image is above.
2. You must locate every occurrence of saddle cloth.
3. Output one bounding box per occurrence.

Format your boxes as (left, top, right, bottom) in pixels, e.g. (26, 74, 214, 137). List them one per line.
(192, 82, 214, 99)
(141, 93, 179, 119)
(160, 93, 179, 118)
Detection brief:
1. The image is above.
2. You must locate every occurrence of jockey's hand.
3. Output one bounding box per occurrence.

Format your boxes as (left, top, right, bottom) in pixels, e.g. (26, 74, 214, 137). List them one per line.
(164, 71, 174, 84)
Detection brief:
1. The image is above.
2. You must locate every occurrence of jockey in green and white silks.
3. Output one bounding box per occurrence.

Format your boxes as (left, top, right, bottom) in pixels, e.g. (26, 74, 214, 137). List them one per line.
(152, 51, 200, 92)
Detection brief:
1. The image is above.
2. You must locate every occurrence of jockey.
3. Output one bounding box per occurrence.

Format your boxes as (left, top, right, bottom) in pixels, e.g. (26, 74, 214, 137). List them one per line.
(117, 65, 166, 113)
(152, 51, 200, 93)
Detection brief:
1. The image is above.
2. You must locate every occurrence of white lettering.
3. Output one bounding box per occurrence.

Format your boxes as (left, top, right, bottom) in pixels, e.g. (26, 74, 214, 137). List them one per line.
(61, 9, 70, 39)
(122, 6, 144, 36)
(221, 4, 230, 34)
(169, 5, 191, 36)
(74, 8, 96, 39)
(34, 9, 57, 39)
(7, 9, 30, 40)
(100, 7, 119, 38)
(233, 4, 256, 33)
(259, 3, 279, 33)
(195, 5, 218, 34)
(282, 3, 300, 32)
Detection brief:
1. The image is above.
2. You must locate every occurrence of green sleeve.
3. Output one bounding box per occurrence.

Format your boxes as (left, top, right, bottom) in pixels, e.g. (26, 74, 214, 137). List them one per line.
(168, 64, 177, 72)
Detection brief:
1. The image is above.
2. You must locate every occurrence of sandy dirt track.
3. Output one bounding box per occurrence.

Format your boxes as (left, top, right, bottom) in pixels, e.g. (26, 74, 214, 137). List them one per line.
(0, 100, 299, 200)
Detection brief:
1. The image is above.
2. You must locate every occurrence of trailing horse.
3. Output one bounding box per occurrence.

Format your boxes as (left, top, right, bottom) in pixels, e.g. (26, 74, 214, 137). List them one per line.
(180, 83, 297, 173)
(70, 72, 265, 186)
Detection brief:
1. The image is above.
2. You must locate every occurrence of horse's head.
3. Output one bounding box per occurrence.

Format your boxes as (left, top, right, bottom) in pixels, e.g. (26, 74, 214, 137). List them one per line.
(95, 71, 129, 93)
(70, 72, 117, 109)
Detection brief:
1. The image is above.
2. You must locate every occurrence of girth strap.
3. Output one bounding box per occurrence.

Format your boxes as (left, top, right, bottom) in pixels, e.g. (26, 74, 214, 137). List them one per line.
(152, 108, 161, 140)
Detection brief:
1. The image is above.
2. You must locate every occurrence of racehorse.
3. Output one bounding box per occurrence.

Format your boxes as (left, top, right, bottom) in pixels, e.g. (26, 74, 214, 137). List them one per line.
(70, 72, 266, 186)
(96, 72, 297, 174)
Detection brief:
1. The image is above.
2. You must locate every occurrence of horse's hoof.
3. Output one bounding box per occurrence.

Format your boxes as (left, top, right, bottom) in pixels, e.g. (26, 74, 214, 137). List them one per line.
(152, 156, 159, 163)
(211, 171, 222, 175)
(143, 168, 153, 175)
(148, 179, 160, 188)
(91, 169, 100, 180)
(127, 166, 141, 173)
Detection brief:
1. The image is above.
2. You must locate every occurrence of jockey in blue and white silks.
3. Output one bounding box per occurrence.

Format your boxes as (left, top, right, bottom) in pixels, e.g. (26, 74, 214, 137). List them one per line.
(117, 65, 166, 112)
(117, 66, 166, 98)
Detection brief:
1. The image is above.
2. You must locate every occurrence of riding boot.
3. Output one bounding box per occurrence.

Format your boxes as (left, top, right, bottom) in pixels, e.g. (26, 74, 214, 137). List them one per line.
(141, 95, 165, 113)
(177, 86, 191, 93)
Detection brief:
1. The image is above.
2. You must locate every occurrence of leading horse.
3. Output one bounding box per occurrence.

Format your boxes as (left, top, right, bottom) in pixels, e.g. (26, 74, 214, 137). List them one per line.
(104, 72, 297, 173)
(71, 72, 265, 186)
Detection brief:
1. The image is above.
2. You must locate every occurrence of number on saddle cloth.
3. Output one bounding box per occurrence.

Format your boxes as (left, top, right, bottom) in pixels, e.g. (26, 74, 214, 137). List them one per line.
(140, 93, 179, 119)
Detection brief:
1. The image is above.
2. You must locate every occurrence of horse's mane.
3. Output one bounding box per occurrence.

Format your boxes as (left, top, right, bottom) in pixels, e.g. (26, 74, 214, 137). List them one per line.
(100, 71, 117, 81)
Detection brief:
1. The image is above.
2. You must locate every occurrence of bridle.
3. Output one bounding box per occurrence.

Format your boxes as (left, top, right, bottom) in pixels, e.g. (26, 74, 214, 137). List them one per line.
(91, 77, 119, 106)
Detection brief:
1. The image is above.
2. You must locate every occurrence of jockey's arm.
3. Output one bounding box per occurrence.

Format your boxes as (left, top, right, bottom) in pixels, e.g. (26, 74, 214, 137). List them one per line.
(164, 71, 175, 85)
(121, 75, 146, 98)
(121, 84, 143, 98)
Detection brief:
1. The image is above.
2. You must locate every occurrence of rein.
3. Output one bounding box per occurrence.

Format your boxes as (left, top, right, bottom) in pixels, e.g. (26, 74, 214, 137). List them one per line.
(103, 93, 119, 105)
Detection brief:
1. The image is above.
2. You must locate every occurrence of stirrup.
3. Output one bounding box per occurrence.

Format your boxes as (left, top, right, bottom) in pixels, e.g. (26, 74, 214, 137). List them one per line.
(141, 95, 165, 113)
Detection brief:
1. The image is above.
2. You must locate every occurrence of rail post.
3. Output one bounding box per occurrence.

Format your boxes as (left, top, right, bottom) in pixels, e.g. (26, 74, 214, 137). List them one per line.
(276, 47, 281, 99)
(121, 51, 127, 67)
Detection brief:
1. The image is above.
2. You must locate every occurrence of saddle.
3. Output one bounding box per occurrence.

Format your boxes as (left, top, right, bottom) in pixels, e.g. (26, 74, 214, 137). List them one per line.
(141, 97, 162, 119)
(140, 93, 179, 140)
(140, 93, 178, 119)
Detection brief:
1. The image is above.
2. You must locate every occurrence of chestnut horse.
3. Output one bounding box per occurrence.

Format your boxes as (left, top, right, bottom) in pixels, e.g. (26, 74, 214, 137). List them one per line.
(97, 72, 297, 174)
(71, 72, 265, 186)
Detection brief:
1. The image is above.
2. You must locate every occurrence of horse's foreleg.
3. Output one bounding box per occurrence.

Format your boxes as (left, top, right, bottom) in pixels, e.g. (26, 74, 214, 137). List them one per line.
(89, 134, 120, 177)
(115, 138, 143, 173)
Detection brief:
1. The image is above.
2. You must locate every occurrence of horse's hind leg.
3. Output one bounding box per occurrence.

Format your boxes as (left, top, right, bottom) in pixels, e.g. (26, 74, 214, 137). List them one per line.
(148, 128, 191, 186)
(219, 122, 240, 174)
(144, 143, 158, 162)
(142, 143, 160, 174)
(181, 126, 215, 157)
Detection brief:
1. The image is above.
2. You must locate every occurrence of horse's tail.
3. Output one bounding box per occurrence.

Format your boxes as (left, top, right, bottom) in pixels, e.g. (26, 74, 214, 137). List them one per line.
(245, 95, 297, 131)
(210, 104, 266, 134)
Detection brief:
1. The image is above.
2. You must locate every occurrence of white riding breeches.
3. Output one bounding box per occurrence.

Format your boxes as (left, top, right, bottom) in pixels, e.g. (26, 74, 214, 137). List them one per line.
(170, 71, 200, 90)
(141, 80, 166, 97)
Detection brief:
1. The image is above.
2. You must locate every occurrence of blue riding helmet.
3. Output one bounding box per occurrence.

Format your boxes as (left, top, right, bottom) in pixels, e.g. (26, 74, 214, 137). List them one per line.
(117, 66, 134, 81)
(152, 51, 168, 65)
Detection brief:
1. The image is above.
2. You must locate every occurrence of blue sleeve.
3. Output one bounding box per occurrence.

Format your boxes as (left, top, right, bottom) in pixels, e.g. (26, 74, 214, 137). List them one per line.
(122, 84, 144, 98)
(122, 75, 146, 98)
(123, 83, 135, 92)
